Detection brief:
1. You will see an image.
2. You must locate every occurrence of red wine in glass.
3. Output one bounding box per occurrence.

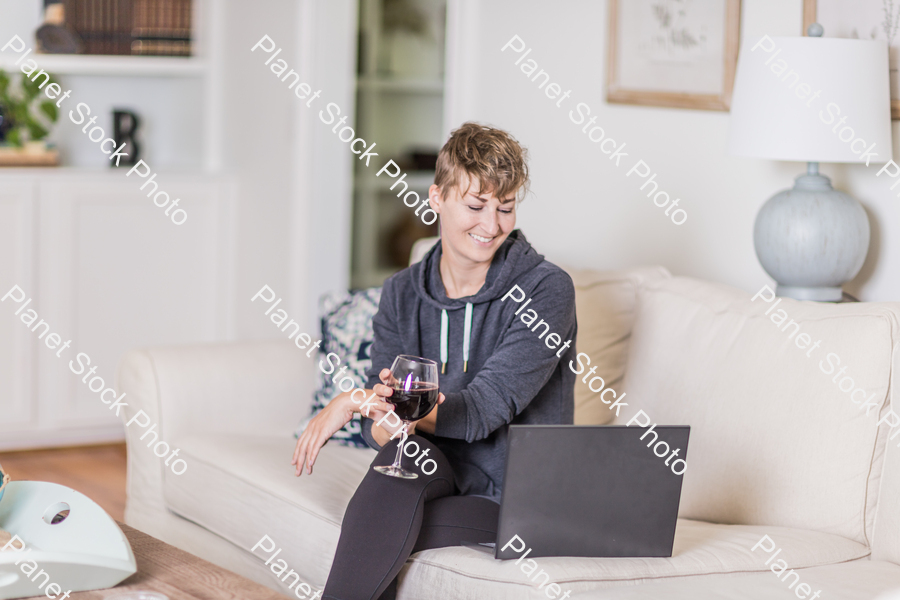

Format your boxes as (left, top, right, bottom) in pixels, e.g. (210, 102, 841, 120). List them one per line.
(374, 355, 439, 479)
(390, 382, 439, 421)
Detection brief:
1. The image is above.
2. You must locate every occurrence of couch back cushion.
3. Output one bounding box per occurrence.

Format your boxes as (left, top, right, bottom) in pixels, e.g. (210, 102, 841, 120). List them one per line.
(566, 266, 671, 425)
(616, 277, 900, 546)
(873, 429, 900, 562)
(294, 288, 383, 448)
(871, 341, 900, 562)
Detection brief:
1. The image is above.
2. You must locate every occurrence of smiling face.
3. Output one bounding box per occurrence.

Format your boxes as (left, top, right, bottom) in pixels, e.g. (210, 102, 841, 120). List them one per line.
(429, 174, 517, 267)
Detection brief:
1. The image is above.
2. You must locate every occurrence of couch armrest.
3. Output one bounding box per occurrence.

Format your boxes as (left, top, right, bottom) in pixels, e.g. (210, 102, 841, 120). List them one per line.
(117, 340, 313, 538)
(116, 340, 313, 443)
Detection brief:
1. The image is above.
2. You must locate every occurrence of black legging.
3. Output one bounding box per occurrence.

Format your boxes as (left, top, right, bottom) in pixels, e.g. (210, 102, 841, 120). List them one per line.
(323, 435, 500, 600)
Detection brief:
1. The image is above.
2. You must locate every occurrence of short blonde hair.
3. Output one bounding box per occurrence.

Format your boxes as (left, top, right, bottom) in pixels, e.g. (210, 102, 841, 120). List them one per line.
(434, 122, 529, 202)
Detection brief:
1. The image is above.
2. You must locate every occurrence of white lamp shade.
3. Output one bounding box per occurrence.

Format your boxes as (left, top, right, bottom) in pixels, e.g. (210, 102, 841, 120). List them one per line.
(728, 36, 892, 163)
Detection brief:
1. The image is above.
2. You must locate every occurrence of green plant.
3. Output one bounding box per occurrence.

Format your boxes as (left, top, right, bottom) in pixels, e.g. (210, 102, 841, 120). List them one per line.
(0, 69, 60, 147)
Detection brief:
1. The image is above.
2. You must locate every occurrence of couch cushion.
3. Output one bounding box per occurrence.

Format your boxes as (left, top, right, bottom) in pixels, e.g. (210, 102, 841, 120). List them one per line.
(872, 394, 900, 563)
(397, 520, 869, 599)
(295, 287, 382, 448)
(564, 266, 671, 425)
(163, 435, 870, 598)
(162, 433, 375, 588)
(569, 559, 900, 600)
(615, 277, 900, 546)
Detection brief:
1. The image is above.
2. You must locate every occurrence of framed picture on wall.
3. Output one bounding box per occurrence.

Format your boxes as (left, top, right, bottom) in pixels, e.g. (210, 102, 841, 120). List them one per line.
(803, 0, 900, 119)
(606, 0, 742, 111)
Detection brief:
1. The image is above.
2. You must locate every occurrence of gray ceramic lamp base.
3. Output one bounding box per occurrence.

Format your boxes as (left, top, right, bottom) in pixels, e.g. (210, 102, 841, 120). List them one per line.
(753, 171, 869, 302)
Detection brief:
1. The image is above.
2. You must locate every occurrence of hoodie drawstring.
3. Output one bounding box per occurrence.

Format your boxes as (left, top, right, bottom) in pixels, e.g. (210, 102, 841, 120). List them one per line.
(463, 303, 472, 372)
(440, 303, 474, 373)
(440, 309, 448, 374)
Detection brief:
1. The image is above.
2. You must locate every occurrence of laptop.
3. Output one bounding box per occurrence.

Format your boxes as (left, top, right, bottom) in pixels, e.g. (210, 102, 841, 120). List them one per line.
(467, 424, 690, 559)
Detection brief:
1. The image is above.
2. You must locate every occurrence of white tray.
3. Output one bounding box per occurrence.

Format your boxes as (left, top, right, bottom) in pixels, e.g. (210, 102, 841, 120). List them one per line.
(0, 481, 137, 599)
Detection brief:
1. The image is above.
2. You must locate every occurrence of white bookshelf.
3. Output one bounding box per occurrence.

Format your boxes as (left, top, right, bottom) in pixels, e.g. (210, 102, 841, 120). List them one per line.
(0, 54, 207, 77)
(0, 0, 222, 171)
(357, 76, 443, 94)
(354, 170, 436, 192)
(0, 0, 234, 450)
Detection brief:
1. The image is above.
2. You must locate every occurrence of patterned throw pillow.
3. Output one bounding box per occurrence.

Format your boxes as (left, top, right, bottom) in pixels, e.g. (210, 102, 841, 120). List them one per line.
(295, 287, 382, 448)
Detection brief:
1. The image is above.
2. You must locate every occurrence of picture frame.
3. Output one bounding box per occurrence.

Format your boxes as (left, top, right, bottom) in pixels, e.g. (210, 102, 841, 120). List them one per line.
(802, 0, 900, 119)
(606, 0, 742, 111)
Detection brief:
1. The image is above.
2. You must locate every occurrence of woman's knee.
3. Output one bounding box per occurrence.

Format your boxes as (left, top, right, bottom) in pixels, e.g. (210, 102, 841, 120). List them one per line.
(398, 436, 441, 475)
(373, 435, 454, 481)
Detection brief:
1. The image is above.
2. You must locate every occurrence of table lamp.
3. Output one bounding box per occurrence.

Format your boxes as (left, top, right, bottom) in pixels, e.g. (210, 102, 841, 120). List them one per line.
(727, 25, 892, 301)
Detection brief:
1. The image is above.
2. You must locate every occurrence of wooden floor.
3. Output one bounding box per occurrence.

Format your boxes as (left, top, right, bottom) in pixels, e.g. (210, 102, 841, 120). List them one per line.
(0, 443, 127, 521)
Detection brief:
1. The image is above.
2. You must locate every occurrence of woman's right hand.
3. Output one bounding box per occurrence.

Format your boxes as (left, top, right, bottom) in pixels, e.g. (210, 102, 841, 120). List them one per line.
(292, 395, 355, 477)
(291, 388, 395, 476)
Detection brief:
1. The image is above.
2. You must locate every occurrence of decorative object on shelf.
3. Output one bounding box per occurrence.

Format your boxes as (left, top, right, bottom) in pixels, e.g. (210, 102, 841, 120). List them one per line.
(410, 149, 438, 171)
(36, 0, 84, 54)
(61, 0, 192, 56)
(607, 0, 742, 111)
(379, 0, 443, 79)
(803, 0, 900, 119)
(0, 69, 60, 167)
(0, 144, 60, 167)
(386, 212, 439, 268)
(113, 109, 141, 167)
(0, 481, 137, 599)
(0, 104, 12, 143)
(390, 149, 439, 172)
(727, 25, 891, 301)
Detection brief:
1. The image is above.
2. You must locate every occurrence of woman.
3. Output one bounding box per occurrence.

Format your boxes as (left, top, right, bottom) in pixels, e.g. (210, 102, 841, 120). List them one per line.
(292, 122, 577, 600)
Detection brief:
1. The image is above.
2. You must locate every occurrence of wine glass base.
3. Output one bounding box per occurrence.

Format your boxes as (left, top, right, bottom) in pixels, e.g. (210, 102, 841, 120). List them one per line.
(373, 465, 418, 479)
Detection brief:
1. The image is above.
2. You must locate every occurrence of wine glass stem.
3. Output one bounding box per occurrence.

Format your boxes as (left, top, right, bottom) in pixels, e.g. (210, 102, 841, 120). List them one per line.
(392, 422, 410, 469)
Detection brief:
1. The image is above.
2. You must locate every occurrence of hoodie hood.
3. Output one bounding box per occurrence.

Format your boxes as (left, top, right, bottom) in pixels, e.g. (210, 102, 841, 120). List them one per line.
(411, 229, 545, 311)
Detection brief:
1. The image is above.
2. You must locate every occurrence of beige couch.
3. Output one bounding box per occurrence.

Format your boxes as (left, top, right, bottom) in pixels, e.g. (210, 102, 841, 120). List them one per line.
(117, 265, 900, 599)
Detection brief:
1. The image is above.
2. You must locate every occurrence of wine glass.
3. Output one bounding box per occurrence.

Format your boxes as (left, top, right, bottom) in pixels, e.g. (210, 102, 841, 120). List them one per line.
(373, 355, 440, 479)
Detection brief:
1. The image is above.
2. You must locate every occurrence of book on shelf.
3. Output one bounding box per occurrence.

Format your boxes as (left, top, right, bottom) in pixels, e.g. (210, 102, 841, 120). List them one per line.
(132, 0, 193, 56)
(61, 0, 192, 57)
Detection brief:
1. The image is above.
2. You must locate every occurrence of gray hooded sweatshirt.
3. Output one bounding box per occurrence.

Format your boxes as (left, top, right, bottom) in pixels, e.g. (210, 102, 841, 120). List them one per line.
(362, 229, 577, 501)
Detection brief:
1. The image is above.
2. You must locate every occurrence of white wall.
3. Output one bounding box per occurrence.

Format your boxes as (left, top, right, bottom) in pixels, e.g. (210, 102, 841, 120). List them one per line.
(444, 0, 900, 301)
(218, 1, 297, 338)
(0, 0, 41, 48)
(222, 0, 355, 339)
(291, 0, 357, 332)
